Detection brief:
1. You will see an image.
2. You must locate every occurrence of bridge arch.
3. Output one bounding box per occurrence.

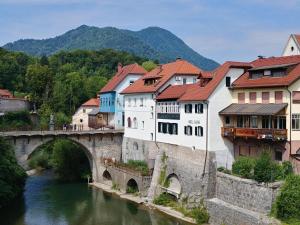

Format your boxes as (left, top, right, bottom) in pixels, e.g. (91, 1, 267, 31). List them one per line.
(165, 173, 182, 199)
(102, 170, 112, 186)
(126, 178, 139, 193)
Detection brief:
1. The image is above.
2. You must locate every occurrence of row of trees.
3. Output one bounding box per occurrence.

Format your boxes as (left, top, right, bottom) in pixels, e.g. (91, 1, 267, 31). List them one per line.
(0, 48, 156, 128)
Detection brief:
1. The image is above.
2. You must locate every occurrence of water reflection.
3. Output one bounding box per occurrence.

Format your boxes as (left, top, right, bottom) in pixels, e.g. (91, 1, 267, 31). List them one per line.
(0, 171, 191, 225)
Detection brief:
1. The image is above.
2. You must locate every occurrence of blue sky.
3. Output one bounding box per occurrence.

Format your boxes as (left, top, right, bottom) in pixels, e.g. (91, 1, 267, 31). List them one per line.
(0, 0, 299, 63)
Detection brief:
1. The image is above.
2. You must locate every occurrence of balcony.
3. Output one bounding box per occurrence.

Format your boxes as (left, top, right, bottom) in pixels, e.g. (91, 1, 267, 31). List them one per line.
(157, 113, 180, 120)
(221, 127, 287, 141)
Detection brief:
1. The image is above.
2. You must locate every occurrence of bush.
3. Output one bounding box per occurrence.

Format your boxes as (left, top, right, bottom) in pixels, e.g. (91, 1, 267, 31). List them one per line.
(217, 166, 232, 175)
(281, 161, 294, 178)
(189, 206, 210, 224)
(153, 193, 175, 206)
(124, 160, 149, 176)
(232, 157, 255, 179)
(28, 152, 49, 169)
(274, 175, 300, 221)
(253, 151, 281, 183)
(0, 137, 27, 208)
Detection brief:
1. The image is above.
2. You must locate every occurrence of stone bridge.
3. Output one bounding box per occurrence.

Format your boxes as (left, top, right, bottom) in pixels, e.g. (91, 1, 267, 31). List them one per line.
(1, 130, 124, 182)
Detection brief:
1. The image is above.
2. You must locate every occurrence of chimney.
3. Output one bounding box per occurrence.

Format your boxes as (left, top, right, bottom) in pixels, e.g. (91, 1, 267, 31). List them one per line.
(176, 57, 182, 61)
(118, 63, 122, 73)
(257, 55, 265, 59)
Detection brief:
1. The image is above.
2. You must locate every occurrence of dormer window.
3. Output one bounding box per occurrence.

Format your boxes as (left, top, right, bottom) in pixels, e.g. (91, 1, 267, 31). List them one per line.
(144, 78, 156, 86)
(250, 68, 287, 79)
(272, 69, 286, 77)
(250, 71, 263, 79)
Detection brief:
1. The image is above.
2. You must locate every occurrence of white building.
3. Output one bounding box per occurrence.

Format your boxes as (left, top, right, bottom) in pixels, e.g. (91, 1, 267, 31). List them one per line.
(121, 59, 202, 141)
(99, 63, 146, 129)
(72, 98, 99, 130)
(282, 34, 300, 56)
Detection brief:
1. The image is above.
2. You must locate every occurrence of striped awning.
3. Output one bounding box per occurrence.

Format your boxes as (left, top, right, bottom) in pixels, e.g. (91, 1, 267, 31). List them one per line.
(219, 103, 288, 116)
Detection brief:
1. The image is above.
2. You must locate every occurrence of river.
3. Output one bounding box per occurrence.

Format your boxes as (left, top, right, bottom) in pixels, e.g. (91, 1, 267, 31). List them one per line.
(0, 171, 192, 225)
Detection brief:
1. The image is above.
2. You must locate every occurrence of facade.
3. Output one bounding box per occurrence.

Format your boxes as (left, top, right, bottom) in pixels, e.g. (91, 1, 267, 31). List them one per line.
(220, 55, 300, 171)
(72, 98, 99, 130)
(121, 59, 202, 142)
(282, 34, 300, 56)
(99, 63, 146, 129)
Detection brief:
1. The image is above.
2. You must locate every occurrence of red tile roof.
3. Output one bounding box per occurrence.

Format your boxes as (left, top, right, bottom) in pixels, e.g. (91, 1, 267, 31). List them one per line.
(156, 84, 197, 100)
(121, 59, 202, 94)
(0, 89, 13, 98)
(294, 34, 300, 45)
(82, 98, 99, 107)
(179, 62, 251, 101)
(100, 63, 146, 93)
(232, 55, 300, 89)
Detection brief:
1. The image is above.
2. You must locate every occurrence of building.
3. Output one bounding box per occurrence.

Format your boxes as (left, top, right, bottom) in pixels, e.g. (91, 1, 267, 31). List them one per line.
(72, 98, 99, 130)
(0, 89, 30, 113)
(121, 59, 202, 142)
(282, 34, 300, 56)
(99, 63, 146, 129)
(220, 55, 300, 171)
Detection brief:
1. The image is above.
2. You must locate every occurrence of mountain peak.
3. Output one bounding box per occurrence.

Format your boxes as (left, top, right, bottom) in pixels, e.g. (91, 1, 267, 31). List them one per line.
(2, 25, 219, 70)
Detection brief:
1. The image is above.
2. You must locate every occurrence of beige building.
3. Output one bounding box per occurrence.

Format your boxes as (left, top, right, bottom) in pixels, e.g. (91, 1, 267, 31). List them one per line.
(219, 55, 300, 172)
(72, 98, 99, 130)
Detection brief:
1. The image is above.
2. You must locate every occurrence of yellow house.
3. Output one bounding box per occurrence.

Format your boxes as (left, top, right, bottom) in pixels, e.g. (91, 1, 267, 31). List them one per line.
(219, 55, 300, 172)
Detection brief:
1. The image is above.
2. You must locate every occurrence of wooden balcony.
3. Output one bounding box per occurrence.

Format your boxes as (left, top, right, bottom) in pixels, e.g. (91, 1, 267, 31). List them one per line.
(221, 127, 287, 141)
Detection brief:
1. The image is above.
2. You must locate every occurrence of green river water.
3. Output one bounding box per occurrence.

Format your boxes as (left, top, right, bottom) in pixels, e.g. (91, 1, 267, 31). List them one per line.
(0, 171, 192, 225)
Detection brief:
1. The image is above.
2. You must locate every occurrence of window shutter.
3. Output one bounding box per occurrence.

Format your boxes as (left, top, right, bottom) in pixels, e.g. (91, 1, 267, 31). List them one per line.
(195, 104, 198, 113)
(200, 104, 203, 113)
(195, 127, 198, 136)
(158, 122, 161, 133)
(184, 126, 187, 135)
(185, 105, 187, 113)
(200, 126, 203, 136)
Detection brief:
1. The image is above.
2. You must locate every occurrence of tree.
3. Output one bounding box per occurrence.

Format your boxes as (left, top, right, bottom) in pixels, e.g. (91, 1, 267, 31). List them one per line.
(142, 60, 157, 71)
(0, 137, 26, 208)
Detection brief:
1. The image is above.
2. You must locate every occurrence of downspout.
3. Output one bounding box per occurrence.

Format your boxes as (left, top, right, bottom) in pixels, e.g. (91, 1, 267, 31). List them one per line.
(286, 87, 292, 157)
(154, 92, 159, 147)
(202, 100, 209, 178)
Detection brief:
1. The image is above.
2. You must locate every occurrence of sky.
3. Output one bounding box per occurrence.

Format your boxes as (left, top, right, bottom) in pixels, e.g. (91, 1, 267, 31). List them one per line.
(0, 0, 299, 63)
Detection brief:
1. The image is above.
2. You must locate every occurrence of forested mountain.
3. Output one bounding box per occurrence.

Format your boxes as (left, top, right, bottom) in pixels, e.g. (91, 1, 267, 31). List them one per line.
(3, 25, 219, 70)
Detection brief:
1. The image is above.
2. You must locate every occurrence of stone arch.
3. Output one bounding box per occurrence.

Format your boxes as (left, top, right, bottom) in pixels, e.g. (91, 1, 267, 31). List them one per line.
(102, 170, 112, 186)
(165, 173, 182, 198)
(126, 178, 139, 193)
(133, 117, 137, 129)
(25, 137, 95, 180)
(127, 117, 132, 128)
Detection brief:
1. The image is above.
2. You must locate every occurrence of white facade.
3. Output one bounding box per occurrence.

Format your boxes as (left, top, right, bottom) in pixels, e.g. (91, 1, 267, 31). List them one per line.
(282, 35, 300, 56)
(124, 93, 156, 141)
(72, 106, 97, 130)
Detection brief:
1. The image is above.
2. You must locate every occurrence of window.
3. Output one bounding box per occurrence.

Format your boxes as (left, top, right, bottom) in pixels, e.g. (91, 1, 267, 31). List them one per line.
(184, 126, 192, 136)
(293, 91, 300, 103)
(195, 126, 203, 136)
(225, 77, 231, 87)
(185, 104, 193, 113)
(273, 70, 286, 77)
(127, 117, 132, 128)
(262, 92, 270, 103)
(291, 46, 294, 52)
(249, 92, 257, 104)
(129, 80, 134, 85)
(150, 112, 154, 119)
(195, 103, 203, 113)
(237, 116, 244, 128)
(250, 71, 263, 79)
(140, 98, 144, 107)
(151, 133, 153, 140)
(250, 116, 258, 128)
(175, 76, 181, 81)
(158, 123, 178, 135)
(274, 116, 286, 129)
(183, 78, 187, 84)
(238, 93, 245, 103)
(134, 98, 137, 107)
(83, 108, 86, 113)
(292, 114, 300, 130)
(275, 91, 283, 103)
(141, 121, 144, 129)
(193, 78, 197, 83)
(133, 117, 138, 129)
(262, 116, 271, 129)
(225, 116, 230, 125)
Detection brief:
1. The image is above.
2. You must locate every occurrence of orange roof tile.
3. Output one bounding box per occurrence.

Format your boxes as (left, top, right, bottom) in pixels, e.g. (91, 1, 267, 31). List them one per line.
(121, 59, 202, 94)
(294, 34, 300, 45)
(82, 98, 99, 107)
(156, 84, 197, 100)
(100, 63, 146, 93)
(179, 62, 251, 101)
(232, 55, 300, 89)
(0, 89, 13, 98)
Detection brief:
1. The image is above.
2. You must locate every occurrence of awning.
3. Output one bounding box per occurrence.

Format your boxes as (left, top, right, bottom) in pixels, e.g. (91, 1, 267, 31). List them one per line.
(219, 103, 288, 116)
(88, 108, 100, 116)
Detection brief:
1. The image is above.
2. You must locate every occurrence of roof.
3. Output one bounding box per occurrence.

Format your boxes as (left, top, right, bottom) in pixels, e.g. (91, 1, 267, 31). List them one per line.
(100, 63, 146, 93)
(0, 89, 13, 98)
(156, 84, 197, 100)
(82, 98, 99, 107)
(179, 61, 251, 101)
(121, 59, 202, 94)
(219, 103, 288, 116)
(294, 34, 300, 46)
(232, 55, 300, 89)
(88, 108, 100, 115)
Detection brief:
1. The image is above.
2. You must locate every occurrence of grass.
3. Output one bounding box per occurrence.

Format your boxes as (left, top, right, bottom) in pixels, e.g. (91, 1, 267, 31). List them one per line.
(121, 160, 150, 176)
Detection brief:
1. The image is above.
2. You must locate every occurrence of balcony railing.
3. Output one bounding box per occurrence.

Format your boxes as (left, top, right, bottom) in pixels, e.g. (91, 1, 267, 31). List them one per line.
(157, 113, 180, 120)
(221, 127, 287, 141)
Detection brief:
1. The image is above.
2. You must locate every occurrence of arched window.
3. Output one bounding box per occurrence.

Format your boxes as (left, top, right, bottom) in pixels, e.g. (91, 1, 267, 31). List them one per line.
(127, 117, 132, 128)
(133, 117, 138, 129)
(133, 142, 138, 150)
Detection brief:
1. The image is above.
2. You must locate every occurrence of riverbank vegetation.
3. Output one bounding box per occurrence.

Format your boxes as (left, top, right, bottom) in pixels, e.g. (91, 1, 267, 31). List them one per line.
(0, 110, 33, 131)
(0, 137, 27, 208)
(28, 139, 91, 182)
(218, 151, 293, 183)
(0, 48, 155, 129)
(153, 193, 209, 224)
(120, 160, 150, 176)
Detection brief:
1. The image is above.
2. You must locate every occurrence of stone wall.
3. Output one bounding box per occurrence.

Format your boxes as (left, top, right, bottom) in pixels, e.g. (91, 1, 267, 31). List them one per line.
(215, 172, 282, 214)
(122, 137, 217, 207)
(0, 98, 30, 113)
